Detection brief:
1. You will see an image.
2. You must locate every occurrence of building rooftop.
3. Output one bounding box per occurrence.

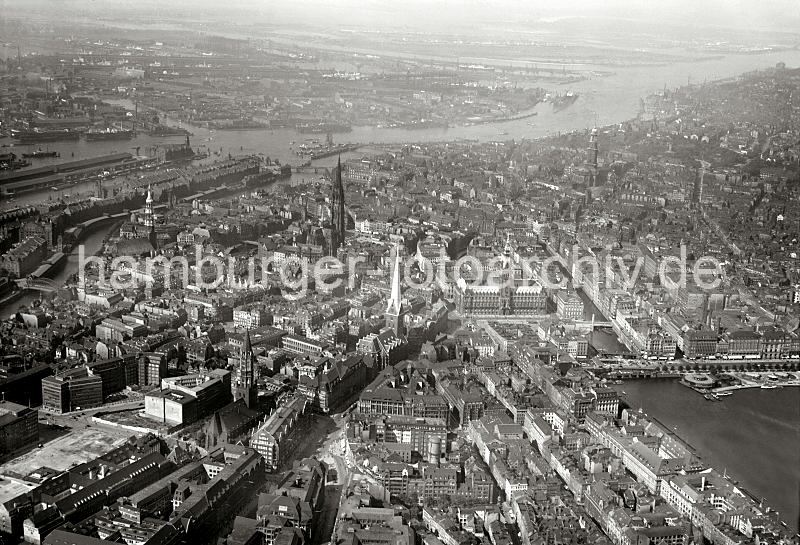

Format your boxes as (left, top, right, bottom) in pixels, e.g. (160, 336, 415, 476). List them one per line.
(0, 474, 38, 505)
(149, 389, 195, 404)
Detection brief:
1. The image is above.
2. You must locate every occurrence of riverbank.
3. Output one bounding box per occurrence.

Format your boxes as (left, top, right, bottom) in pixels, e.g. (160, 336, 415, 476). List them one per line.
(714, 382, 800, 393)
(4, 51, 799, 213)
(0, 226, 112, 317)
(11, 49, 790, 167)
(0, 289, 26, 311)
(674, 370, 800, 396)
(0, 166, 291, 318)
(619, 379, 800, 532)
(711, 371, 800, 394)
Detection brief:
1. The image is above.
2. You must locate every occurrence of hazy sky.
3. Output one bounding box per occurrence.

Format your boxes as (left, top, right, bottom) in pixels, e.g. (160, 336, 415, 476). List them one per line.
(198, 0, 800, 34)
(8, 0, 800, 36)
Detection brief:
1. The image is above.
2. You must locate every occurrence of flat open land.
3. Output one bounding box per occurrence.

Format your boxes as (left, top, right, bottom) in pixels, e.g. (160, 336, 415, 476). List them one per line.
(3, 425, 130, 475)
(95, 408, 172, 434)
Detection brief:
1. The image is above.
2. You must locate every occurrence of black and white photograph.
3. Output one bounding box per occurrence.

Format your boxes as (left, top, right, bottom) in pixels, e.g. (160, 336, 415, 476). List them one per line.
(0, 2, 798, 545)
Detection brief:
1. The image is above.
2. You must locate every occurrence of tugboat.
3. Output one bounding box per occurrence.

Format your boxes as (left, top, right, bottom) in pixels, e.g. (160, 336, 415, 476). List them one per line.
(0, 152, 30, 170)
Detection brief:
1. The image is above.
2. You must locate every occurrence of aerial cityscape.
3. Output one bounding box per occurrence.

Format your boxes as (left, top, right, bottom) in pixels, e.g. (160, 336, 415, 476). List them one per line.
(0, 4, 799, 545)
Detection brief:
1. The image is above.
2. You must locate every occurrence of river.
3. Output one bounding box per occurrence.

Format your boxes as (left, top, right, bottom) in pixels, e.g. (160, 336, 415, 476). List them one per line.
(3, 48, 800, 176)
(0, 170, 297, 318)
(3, 49, 800, 212)
(621, 380, 800, 533)
(0, 227, 110, 319)
(2, 50, 800, 529)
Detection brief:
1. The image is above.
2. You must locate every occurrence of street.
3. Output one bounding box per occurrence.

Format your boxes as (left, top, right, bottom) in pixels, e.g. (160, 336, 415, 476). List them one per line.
(294, 412, 352, 545)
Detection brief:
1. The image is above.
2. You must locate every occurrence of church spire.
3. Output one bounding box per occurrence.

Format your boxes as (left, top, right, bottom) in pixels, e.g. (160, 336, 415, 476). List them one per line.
(330, 155, 346, 256)
(233, 328, 257, 408)
(243, 328, 252, 359)
(387, 245, 402, 315)
(149, 221, 157, 252)
(242, 328, 255, 387)
(144, 185, 154, 228)
(384, 245, 405, 337)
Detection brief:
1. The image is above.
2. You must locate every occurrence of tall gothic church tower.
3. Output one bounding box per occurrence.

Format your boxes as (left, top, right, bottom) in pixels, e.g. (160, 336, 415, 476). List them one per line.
(233, 329, 258, 409)
(585, 128, 599, 187)
(149, 223, 158, 252)
(330, 156, 346, 255)
(385, 247, 405, 335)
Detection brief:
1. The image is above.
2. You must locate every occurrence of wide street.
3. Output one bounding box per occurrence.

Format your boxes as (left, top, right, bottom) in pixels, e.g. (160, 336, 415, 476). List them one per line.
(244, 409, 352, 545)
(304, 411, 352, 545)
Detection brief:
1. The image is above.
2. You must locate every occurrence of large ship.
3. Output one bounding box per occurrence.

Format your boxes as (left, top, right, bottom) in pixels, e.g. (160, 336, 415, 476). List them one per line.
(84, 127, 134, 141)
(12, 129, 80, 143)
(551, 90, 579, 111)
(148, 125, 191, 137)
(296, 121, 352, 134)
(308, 144, 360, 160)
(207, 119, 268, 130)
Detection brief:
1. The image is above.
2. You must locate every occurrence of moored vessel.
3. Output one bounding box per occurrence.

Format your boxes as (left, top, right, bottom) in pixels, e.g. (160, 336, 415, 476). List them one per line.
(12, 129, 80, 143)
(84, 127, 134, 141)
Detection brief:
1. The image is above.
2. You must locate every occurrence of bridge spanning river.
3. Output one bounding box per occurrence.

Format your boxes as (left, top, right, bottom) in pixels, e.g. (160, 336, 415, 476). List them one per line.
(15, 277, 60, 293)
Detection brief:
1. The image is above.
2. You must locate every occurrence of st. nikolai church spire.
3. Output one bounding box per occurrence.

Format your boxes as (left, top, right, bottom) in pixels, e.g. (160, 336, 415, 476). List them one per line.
(385, 245, 405, 335)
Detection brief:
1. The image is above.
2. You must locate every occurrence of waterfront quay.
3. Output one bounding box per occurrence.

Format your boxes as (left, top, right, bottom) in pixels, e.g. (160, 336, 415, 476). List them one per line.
(620, 380, 800, 535)
(594, 357, 800, 379)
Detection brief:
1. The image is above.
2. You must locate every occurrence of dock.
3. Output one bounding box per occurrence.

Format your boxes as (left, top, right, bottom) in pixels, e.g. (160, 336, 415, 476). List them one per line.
(0, 152, 137, 196)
